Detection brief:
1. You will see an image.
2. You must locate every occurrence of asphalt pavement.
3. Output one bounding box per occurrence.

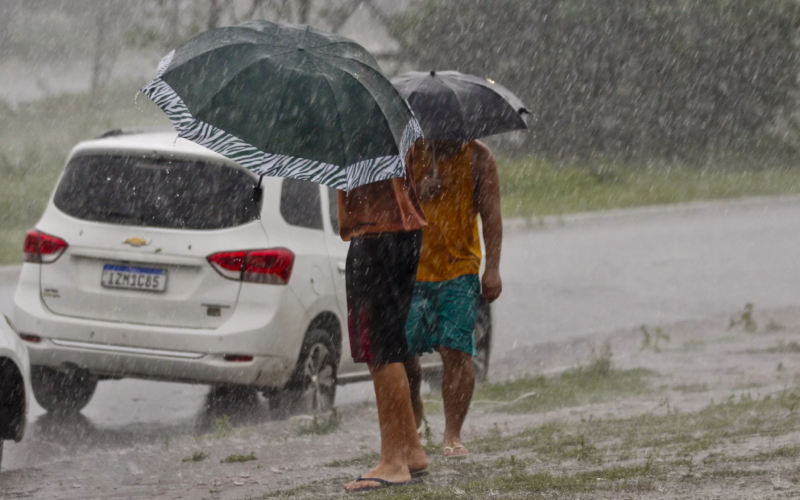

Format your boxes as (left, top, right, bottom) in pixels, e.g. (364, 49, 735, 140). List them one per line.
(2, 195, 799, 471)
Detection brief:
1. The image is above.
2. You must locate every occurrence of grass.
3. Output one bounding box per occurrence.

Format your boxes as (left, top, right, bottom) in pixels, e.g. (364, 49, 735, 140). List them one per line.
(762, 341, 800, 354)
(324, 452, 380, 469)
(472, 389, 800, 461)
(181, 451, 208, 463)
(297, 408, 341, 436)
(288, 384, 800, 500)
(469, 359, 654, 414)
(265, 462, 661, 500)
(640, 325, 671, 352)
(499, 157, 800, 219)
(366, 463, 660, 500)
(729, 303, 758, 333)
(673, 383, 710, 393)
(220, 452, 257, 464)
(209, 414, 233, 439)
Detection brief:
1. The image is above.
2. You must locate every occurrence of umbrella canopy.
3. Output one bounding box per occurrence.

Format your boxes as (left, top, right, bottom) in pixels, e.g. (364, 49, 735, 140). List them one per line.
(391, 71, 529, 142)
(141, 20, 422, 190)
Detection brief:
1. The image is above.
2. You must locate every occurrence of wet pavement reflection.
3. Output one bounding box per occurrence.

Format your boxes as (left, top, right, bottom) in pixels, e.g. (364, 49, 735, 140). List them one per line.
(3, 377, 376, 471)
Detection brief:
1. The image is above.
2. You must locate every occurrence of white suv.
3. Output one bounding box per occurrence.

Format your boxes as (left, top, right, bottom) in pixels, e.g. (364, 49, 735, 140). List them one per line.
(13, 130, 492, 414)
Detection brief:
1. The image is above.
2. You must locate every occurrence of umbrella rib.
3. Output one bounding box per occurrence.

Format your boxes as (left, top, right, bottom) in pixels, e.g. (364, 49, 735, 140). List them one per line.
(456, 78, 528, 130)
(190, 48, 297, 117)
(167, 35, 294, 72)
(456, 76, 530, 115)
(336, 67, 401, 159)
(323, 54, 416, 119)
(305, 57, 347, 168)
(312, 53, 401, 160)
(303, 39, 378, 54)
(258, 50, 298, 158)
(436, 76, 470, 140)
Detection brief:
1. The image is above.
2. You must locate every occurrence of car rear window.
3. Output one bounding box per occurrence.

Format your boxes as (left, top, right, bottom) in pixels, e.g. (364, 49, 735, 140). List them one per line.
(54, 154, 259, 230)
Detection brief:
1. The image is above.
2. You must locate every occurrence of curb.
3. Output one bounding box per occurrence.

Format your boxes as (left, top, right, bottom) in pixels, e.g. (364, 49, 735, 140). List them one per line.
(0, 265, 21, 286)
(502, 194, 800, 233)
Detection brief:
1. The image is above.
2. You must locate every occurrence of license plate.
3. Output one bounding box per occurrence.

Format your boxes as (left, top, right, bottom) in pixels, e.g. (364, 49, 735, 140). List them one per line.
(101, 264, 167, 292)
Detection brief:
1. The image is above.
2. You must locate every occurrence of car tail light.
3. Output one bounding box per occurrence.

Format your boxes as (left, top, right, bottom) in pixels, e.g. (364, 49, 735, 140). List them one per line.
(24, 230, 68, 264)
(207, 251, 247, 280)
(223, 354, 254, 362)
(19, 333, 41, 343)
(207, 248, 294, 285)
(243, 249, 294, 284)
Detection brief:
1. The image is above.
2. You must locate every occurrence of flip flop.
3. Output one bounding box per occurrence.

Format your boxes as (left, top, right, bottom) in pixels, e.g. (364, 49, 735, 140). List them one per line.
(410, 469, 429, 478)
(345, 475, 413, 492)
(444, 445, 469, 458)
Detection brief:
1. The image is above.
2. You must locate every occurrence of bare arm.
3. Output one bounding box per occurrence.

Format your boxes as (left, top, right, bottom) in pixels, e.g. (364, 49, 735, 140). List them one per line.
(472, 141, 503, 302)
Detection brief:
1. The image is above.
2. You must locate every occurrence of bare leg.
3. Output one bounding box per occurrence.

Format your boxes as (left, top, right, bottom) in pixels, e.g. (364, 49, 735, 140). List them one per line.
(404, 354, 425, 433)
(440, 347, 475, 455)
(344, 363, 428, 491)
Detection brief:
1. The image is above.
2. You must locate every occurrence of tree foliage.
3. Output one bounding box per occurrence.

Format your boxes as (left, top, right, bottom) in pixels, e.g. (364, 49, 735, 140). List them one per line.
(393, 0, 800, 160)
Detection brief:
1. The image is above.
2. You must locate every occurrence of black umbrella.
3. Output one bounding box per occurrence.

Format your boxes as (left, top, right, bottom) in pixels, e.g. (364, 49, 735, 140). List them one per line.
(141, 20, 422, 190)
(392, 71, 529, 141)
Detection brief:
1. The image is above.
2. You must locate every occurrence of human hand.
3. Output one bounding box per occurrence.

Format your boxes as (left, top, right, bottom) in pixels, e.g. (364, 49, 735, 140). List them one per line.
(481, 268, 502, 303)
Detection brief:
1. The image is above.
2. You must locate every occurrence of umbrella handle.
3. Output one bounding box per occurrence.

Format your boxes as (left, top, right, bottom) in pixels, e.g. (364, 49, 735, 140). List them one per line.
(252, 175, 264, 219)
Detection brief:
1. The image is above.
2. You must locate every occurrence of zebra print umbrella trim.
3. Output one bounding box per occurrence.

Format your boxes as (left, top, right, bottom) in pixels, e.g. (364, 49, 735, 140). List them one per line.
(141, 75, 422, 191)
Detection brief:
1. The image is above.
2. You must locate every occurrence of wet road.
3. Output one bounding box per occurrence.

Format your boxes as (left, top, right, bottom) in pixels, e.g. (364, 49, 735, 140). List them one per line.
(2, 196, 799, 471)
(496, 196, 800, 353)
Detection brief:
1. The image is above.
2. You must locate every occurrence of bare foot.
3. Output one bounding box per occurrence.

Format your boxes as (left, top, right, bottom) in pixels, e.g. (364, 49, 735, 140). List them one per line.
(344, 464, 412, 492)
(407, 445, 429, 473)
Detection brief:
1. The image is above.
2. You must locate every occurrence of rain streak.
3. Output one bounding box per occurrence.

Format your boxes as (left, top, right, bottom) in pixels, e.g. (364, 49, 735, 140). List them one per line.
(1, 1, 799, 498)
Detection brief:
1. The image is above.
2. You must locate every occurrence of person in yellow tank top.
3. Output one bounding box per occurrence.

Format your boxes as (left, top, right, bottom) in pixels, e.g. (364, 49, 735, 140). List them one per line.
(404, 138, 503, 458)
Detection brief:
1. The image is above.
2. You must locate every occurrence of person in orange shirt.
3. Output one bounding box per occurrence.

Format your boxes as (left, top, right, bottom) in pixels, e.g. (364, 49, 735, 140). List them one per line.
(404, 138, 503, 458)
(339, 150, 430, 491)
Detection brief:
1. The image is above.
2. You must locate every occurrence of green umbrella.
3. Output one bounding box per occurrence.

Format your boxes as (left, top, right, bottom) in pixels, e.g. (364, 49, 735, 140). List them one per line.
(141, 20, 421, 190)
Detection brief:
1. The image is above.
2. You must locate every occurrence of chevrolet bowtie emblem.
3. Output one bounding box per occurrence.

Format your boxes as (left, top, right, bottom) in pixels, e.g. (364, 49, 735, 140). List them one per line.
(123, 237, 150, 247)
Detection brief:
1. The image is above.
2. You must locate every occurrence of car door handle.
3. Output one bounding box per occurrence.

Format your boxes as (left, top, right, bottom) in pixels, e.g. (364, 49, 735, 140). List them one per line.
(337, 262, 346, 274)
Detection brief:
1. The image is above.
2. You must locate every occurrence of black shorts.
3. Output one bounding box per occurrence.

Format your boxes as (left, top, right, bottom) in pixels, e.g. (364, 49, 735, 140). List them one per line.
(346, 230, 422, 365)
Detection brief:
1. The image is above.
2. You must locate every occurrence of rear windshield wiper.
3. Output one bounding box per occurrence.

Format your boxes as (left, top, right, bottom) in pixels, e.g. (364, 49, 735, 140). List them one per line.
(87, 210, 164, 225)
(88, 210, 141, 219)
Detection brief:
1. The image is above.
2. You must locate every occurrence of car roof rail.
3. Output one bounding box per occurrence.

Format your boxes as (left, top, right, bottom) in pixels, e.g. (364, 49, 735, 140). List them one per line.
(94, 127, 174, 139)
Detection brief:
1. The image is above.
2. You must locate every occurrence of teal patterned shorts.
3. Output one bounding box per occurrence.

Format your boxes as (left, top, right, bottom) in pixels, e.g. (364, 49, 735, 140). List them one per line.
(405, 274, 480, 357)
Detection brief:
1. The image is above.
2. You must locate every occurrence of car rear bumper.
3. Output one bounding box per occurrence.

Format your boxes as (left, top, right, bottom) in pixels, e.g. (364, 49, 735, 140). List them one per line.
(24, 337, 286, 386)
(13, 264, 307, 389)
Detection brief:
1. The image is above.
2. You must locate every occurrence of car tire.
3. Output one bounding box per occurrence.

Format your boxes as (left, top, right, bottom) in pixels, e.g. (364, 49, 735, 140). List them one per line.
(269, 329, 337, 418)
(31, 366, 98, 414)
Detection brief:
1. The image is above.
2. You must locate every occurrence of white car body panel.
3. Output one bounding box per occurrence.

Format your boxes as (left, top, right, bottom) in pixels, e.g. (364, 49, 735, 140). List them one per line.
(37, 211, 263, 329)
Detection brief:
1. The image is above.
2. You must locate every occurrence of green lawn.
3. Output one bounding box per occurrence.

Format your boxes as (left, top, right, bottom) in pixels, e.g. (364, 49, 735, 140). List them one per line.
(2, 82, 799, 264)
(277, 373, 800, 500)
(499, 157, 800, 218)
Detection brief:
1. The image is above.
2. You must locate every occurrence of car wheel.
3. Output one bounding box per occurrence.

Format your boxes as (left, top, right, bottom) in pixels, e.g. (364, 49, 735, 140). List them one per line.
(473, 299, 493, 383)
(31, 366, 98, 414)
(269, 329, 337, 418)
